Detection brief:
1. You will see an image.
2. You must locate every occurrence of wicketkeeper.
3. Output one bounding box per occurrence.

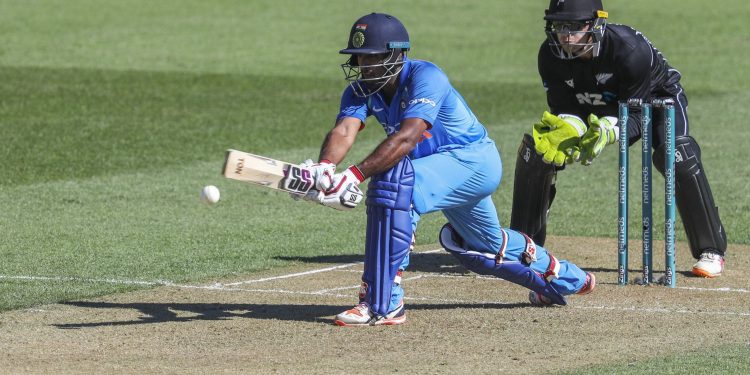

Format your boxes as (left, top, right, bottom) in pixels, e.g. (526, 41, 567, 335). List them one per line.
(510, 0, 727, 277)
(299, 13, 595, 326)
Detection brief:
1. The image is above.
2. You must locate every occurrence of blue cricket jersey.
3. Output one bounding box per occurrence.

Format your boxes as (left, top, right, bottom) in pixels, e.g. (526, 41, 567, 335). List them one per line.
(337, 58, 491, 159)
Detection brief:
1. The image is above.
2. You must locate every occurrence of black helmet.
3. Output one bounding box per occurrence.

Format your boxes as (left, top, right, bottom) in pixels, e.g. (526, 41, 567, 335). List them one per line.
(340, 13, 410, 97)
(544, 0, 608, 59)
(544, 0, 605, 21)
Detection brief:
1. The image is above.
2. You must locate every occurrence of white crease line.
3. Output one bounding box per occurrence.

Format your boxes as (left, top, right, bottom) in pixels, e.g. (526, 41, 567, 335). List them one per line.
(677, 286, 749, 293)
(4, 271, 750, 317)
(169, 285, 750, 318)
(0, 248, 448, 290)
(0, 275, 174, 286)
(309, 285, 361, 294)
(575, 305, 750, 317)
(222, 262, 362, 286)
(307, 275, 427, 295)
(221, 248, 444, 286)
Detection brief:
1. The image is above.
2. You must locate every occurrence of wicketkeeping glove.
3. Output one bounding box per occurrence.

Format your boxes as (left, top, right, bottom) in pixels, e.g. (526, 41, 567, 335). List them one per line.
(532, 112, 587, 167)
(578, 114, 619, 166)
(319, 165, 365, 210)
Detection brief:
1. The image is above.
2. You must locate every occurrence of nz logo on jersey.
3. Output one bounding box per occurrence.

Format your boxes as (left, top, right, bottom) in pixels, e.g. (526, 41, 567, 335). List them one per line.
(576, 92, 607, 106)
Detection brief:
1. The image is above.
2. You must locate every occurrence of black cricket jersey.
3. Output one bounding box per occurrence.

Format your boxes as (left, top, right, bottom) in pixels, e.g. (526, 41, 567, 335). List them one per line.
(538, 24, 683, 120)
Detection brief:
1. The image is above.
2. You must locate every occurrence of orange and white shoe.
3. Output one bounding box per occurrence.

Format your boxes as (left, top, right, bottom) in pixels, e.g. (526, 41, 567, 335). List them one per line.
(692, 252, 725, 278)
(576, 272, 596, 295)
(333, 302, 406, 326)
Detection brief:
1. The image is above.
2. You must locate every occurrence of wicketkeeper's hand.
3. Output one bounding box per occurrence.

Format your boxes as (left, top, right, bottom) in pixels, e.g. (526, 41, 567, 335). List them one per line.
(319, 165, 365, 210)
(532, 112, 586, 167)
(578, 114, 619, 166)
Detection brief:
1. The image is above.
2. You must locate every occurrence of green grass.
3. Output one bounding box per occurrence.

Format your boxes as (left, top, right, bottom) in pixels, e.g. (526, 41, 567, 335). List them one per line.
(2, 1, 749, 371)
(558, 343, 750, 375)
(0, 0, 748, 315)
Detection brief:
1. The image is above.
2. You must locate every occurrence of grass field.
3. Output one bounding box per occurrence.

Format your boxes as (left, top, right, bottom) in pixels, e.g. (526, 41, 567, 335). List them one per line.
(1, 0, 749, 373)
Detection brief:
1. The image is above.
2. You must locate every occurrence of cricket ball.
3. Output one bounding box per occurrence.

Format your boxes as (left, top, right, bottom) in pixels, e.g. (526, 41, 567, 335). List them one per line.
(200, 185, 221, 205)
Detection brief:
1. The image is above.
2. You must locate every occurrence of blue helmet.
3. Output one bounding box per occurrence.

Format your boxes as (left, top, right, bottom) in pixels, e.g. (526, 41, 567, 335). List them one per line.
(340, 13, 410, 97)
(340, 13, 410, 55)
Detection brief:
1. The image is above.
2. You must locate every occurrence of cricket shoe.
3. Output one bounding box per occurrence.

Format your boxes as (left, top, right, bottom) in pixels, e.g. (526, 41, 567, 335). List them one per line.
(691, 252, 725, 278)
(333, 301, 406, 327)
(528, 291, 564, 307)
(576, 272, 596, 295)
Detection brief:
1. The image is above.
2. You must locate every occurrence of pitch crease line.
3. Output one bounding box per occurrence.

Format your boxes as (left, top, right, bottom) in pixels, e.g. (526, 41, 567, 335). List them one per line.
(176, 285, 750, 318)
(0, 275, 173, 286)
(220, 248, 444, 286)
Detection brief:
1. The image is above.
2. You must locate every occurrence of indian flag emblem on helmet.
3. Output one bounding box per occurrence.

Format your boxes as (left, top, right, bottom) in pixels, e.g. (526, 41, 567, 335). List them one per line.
(352, 31, 365, 48)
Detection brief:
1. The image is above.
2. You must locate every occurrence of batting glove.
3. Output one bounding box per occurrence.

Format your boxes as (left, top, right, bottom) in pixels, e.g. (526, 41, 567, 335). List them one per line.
(532, 112, 586, 167)
(578, 114, 619, 166)
(307, 159, 336, 191)
(290, 159, 328, 202)
(319, 165, 365, 210)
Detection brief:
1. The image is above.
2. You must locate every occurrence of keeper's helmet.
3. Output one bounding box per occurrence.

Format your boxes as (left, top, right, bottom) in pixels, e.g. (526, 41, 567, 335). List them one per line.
(544, 0, 608, 59)
(340, 13, 410, 97)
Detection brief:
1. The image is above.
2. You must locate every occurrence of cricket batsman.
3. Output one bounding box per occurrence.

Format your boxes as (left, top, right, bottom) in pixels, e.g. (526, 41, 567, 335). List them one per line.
(299, 13, 595, 326)
(510, 0, 727, 277)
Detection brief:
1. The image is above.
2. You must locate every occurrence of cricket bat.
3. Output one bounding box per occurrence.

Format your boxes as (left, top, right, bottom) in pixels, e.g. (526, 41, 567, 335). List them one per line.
(222, 149, 314, 195)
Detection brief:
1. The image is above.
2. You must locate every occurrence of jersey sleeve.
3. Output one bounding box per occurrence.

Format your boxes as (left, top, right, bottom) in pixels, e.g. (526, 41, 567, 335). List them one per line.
(337, 85, 369, 127)
(400, 64, 449, 127)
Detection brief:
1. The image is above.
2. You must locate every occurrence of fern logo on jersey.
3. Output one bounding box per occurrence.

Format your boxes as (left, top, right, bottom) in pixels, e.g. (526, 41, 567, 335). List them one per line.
(595, 73, 613, 84)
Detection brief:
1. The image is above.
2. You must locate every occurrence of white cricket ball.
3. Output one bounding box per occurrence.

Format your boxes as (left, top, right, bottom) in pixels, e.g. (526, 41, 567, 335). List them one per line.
(200, 185, 221, 205)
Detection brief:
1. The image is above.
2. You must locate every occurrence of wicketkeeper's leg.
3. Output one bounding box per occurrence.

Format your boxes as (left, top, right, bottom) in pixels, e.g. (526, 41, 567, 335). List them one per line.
(653, 136, 727, 259)
(510, 134, 559, 246)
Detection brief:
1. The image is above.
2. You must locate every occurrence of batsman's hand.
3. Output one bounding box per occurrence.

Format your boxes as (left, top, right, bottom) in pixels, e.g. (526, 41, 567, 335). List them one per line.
(532, 112, 586, 167)
(579, 114, 619, 166)
(304, 159, 336, 191)
(290, 159, 329, 202)
(291, 187, 323, 203)
(319, 165, 365, 210)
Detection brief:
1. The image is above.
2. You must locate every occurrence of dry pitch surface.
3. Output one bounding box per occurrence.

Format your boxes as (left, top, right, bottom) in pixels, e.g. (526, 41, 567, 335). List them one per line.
(1, 236, 748, 374)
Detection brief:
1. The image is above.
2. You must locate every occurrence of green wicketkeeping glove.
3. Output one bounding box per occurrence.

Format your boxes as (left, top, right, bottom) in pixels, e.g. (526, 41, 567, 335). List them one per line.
(532, 111, 587, 167)
(578, 114, 619, 166)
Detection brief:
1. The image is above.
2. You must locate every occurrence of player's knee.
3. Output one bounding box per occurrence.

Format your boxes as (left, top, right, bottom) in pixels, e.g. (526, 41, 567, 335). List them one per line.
(653, 136, 700, 176)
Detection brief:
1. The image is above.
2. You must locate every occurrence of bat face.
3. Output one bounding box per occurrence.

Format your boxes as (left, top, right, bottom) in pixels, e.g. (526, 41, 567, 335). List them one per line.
(222, 149, 314, 195)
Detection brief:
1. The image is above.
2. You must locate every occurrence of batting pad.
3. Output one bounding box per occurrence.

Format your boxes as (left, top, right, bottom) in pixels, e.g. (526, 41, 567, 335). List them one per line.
(439, 224, 567, 305)
(363, 158, 415, 317)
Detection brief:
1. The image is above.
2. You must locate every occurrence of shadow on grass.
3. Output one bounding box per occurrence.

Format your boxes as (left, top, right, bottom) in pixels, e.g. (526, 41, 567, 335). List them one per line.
(275, 252, 469, 274)
(54, 300, 527, 329)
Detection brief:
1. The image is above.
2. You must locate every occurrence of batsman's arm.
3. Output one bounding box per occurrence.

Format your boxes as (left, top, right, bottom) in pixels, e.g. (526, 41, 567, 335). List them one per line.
(319, 117, 361, 165)
(356, 117, 428, 178)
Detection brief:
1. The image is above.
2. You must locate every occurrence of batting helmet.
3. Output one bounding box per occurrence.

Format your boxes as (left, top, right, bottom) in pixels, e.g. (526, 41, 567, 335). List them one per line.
(340, 13, 410, 55)
(340, 13, 410, 97)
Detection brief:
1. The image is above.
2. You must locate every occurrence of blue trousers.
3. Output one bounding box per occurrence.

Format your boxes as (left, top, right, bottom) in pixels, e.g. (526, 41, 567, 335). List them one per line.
(385, 140, 587, 311)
